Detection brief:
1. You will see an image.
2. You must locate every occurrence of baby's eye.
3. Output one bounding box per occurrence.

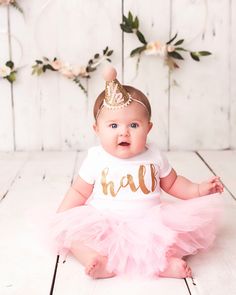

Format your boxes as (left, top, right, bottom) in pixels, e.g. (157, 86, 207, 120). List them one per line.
(130, 123, 139, 128)
(110, 123, 118, 129)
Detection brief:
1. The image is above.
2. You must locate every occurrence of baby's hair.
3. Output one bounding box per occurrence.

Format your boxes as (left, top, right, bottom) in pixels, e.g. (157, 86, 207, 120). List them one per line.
(93, 86, 152, 121)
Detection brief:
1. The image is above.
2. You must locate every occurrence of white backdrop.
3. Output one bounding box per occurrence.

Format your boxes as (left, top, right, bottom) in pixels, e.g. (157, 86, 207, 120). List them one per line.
(0, 0, 235, 151)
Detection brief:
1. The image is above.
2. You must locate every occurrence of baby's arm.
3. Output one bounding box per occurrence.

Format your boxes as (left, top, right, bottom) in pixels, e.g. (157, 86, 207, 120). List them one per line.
(160, 169, 223, 200)
(57, 176, 94, 212)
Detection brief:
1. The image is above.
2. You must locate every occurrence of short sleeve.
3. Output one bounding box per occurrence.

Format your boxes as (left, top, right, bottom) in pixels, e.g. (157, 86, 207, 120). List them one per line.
(158, 150, 172, 178)
(78, 148, 96, 184)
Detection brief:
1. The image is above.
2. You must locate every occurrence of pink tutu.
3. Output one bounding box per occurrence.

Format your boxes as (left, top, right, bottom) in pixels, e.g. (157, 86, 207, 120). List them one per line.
(50, 194, 223, 277)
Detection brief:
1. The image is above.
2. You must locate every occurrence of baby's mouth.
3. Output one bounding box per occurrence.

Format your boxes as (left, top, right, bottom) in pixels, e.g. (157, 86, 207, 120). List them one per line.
(118, 142, 130, 146)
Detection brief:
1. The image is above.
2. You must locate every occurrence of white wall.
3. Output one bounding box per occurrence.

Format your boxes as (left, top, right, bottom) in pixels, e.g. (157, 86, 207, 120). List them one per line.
(0, 0, 235, 151)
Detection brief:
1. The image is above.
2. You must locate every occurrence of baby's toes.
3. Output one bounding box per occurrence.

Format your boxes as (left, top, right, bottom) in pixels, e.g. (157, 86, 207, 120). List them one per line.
(185, 265, 192, 277)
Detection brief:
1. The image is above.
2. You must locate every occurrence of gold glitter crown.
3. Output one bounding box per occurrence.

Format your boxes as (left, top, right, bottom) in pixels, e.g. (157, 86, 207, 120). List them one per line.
(95, 66, 150, 119)
(104, 78, 132, 109)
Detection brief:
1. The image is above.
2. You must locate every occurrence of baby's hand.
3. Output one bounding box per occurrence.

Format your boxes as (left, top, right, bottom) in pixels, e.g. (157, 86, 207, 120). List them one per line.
(199, 176, 224, 196)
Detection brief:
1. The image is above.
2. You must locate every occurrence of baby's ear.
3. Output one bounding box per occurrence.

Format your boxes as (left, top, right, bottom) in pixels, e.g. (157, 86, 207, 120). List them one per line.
(148, 122, 153, 132)
(93, 123, 99, 133)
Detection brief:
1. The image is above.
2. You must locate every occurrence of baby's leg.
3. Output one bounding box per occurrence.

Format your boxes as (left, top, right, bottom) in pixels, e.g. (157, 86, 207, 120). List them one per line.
(159, 257, 192, 279)
(70, 241, 115, 279)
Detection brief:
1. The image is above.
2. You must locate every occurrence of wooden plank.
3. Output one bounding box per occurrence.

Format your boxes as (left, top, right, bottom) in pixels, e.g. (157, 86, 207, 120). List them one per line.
(55, 0, 91, 151)
(230, 0, 236, 148)
(167, 151, 236, 295)
(56, 0, 122, 150)
(0, 152, 27, 200)
(0, 152, 76, 295)
(93, 276, 190, 295)
(18, 0, 62, 150)
(169, 0, 230, 150)
(6, 0, 63, 150)
(5, 2, 26, 150)
(198, 150, 236, 197)
(123, 0, 171, 150)
(54, 256, 190, 295)
(0, 8, 14, 151)
(187, 190, 236, 295)
(0, 80, 13, 151)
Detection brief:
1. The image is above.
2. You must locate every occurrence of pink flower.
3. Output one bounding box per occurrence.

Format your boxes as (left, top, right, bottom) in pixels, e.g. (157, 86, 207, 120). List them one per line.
(59, 66, 75, 79)
(0, 0, 14, 5)
(145, 41, 167, 57)
(71, 65, 82, 77)
(167, 45, 175, 53)
(0, 65, 11, 77)
(71, 65, 89, 77)
(50, 59, 63, 71)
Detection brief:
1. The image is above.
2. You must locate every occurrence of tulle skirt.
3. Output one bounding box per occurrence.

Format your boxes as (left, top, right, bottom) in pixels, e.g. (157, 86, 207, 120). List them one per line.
(50, 194, 223, 277)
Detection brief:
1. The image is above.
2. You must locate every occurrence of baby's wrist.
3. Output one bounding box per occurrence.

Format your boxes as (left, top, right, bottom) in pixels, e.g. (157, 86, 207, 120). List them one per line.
(197, 184, 201, 197)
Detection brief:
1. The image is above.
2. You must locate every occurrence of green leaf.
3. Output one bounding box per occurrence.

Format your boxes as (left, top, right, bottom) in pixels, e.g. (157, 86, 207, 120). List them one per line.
(37, 68, 43, 75)
(128, 11, 133, 25)
(94, 53, 99, 59)
(168, 51, 184, 60)
(136, 30, 147, 44)
(175, 47, 188, 51)
(106, 58, 112, 62)
(73, 78, 87, 95)
(121, 13, 135, 30)
(44, 64, 55, 71)
(6, 61, 14, 69)
(86, 66, 96, 73)
(107, 50, 113, 56)
(190, 52, 200, 61)
(32, 68, 37, 75)
(166, 33, 178, 45)
(42, 65, 47, 72)
(130, 46, 146, 57)
(174, 39, 184, 46)
(133, 16, 139, 29)
(6, 71, 16, 83)
(11, 2, 24, 14)
(120, 24, 133, 33)
(123, 15, 129, 25)
(103, 46, 108, 55)
(35, 60, 43, 64)
(198, 51, 212, 56)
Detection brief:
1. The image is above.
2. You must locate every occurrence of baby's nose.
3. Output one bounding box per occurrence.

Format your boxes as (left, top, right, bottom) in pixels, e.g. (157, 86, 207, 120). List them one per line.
(119, 126, 130, 136)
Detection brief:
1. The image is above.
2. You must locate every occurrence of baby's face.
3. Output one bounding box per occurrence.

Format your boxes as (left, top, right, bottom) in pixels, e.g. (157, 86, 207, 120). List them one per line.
(94, 101, 152, 159)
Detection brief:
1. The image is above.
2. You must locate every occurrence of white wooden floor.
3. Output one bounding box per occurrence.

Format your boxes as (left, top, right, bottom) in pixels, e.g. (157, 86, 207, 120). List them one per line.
(0, 150, 235, 295)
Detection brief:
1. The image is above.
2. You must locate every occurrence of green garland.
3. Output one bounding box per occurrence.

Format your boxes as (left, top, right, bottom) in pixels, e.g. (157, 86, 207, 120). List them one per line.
(120, 11, 211, 70)
(0, 0, 23, 14)
(32, 47, 113, 95)
(0, 60, 17, 83)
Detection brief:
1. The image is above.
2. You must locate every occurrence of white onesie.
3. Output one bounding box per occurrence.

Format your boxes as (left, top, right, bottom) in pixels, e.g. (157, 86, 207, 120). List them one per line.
(79, 143, 172, 210)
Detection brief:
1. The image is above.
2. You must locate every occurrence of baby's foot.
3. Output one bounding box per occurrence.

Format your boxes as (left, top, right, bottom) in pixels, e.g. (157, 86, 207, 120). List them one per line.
(85, 255, 115, 279)
(159, 257, 192, 279)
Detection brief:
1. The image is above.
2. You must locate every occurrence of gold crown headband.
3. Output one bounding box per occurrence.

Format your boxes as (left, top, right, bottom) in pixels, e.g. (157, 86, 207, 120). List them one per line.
(96, 66, 149, 119)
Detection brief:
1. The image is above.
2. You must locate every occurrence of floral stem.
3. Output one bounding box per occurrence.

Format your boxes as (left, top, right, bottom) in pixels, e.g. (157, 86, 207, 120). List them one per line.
(90, 56, 106, 69)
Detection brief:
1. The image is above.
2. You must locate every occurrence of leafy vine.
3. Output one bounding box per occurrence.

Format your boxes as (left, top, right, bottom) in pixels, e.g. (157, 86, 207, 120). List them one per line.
(0, 0, 23, 14)
(0, 60, 17, 83)
(120, 12, 211, 71)
(32, 47, 113, 95)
